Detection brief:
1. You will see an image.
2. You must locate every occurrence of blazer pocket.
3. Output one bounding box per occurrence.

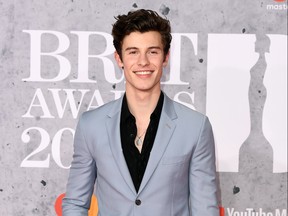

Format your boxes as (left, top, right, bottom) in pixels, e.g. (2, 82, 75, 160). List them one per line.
(161, 154, 189, 165)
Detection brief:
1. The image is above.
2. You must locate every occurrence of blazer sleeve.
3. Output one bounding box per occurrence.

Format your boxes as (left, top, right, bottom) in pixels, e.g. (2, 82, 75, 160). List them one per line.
(62, 114, 97, 216)
(189, 116, 219, 215)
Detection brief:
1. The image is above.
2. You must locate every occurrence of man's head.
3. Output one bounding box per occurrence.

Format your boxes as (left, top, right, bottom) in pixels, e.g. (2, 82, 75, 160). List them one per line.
(112, 9, 172, 60)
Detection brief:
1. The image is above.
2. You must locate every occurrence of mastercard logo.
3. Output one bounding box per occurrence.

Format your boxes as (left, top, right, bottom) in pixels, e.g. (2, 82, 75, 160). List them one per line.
(54, 193, 98, 216)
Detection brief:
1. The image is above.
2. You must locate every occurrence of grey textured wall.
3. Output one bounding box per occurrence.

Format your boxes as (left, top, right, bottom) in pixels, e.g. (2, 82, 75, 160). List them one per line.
(0, 0, 287, 215)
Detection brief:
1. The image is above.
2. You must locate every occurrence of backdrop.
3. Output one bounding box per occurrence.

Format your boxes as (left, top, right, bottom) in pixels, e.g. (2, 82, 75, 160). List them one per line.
(0, 0, 287, 215)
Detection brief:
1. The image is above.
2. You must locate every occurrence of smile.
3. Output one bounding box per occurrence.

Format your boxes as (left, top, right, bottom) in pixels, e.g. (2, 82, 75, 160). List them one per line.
(134, 71, 153, 75)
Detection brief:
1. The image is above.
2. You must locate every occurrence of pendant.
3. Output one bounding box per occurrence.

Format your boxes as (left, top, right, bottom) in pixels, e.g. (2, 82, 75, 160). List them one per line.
(136, 137, 142, 146)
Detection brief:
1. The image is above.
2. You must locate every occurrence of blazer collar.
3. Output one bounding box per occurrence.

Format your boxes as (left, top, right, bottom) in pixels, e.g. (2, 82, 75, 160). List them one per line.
(138, 94, 177, 194)
(106, 93, 177, 119)
(106, 93, 178, 195)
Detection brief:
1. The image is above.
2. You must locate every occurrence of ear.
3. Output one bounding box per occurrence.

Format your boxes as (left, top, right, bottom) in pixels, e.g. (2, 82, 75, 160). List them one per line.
(114, 51, 124, 68)
(162, 50, 170, 67)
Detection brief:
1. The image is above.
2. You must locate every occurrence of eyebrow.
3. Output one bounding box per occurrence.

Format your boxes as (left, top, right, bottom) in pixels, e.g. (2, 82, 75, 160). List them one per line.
(124, 46, 162, 51)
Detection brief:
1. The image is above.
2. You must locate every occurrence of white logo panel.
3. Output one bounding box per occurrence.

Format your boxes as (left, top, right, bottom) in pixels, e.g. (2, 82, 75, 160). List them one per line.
(206, 34, 258, 172)
(264, 35, 287, 173)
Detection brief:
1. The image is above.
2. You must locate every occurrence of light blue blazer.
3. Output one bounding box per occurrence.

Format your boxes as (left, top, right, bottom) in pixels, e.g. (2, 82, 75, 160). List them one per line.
(62, 93, 219, 216)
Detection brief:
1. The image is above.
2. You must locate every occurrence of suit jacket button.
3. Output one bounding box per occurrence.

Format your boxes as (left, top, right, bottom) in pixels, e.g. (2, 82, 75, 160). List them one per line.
(135, 199, 141, 206)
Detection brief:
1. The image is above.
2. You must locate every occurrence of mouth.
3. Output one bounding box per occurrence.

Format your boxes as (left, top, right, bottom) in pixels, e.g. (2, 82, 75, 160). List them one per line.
(133, 70, 153, 75)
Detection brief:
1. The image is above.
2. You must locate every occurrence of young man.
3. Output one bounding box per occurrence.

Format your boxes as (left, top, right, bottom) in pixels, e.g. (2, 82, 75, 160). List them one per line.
(62, 9, 219, 215)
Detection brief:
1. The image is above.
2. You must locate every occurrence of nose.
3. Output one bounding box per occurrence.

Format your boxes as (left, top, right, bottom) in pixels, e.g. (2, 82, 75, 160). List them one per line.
(137, 53, 149, 66)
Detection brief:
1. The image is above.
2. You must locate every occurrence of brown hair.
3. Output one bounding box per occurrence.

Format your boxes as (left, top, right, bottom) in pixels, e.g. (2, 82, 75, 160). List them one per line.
(112, 9, 172, 59)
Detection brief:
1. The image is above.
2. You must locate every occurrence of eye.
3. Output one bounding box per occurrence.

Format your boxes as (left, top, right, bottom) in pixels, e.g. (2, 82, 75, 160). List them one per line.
(128, 50, 138, 55)
(148, 49, 160, 55)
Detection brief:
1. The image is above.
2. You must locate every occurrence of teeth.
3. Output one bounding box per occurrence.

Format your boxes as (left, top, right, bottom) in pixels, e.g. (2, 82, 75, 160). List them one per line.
(135, 71, 152, 75)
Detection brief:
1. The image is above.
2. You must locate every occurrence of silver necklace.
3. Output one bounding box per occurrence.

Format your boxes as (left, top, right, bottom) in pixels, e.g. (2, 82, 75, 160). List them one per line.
(135, 130, 146, 146)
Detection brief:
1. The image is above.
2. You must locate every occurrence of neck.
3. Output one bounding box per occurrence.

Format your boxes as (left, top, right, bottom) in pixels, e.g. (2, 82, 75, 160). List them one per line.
(125, 88, 161, 134)
(125, 89, 161, 119)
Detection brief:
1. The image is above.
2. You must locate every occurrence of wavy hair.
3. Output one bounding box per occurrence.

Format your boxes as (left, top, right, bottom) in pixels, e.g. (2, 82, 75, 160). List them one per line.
(112, 9, 172, 59)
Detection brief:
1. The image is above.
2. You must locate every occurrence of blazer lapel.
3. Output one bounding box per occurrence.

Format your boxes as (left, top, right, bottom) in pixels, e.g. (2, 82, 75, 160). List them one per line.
(138, 94, 177, 194)
(106, 97, 137, 195)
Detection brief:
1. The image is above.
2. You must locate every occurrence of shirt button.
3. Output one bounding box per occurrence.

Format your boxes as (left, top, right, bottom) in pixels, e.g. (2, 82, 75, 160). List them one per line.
(135, 199, 141, 206)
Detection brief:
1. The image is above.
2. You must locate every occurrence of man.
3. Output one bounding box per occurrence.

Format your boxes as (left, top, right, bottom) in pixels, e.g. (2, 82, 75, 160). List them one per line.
(62, 9, 219, 215)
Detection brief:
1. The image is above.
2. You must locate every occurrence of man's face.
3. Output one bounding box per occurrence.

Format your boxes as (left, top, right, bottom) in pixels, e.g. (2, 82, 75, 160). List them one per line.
(115, 31, 169, 94)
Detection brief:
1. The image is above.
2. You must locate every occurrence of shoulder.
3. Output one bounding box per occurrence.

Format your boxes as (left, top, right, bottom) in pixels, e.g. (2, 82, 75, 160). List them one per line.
(163, 94, 212, 133)
(80, 96, 123, 123)
(164, 94, 207, 122)
(164, 95, 214, 142)
(178, 102, 206, 121)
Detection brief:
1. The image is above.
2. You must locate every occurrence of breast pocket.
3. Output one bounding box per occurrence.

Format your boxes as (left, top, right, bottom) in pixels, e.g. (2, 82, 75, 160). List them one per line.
(161, 154, 190, 166)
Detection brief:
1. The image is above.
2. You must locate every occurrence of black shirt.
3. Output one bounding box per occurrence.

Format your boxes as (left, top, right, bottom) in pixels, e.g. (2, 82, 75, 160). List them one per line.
(120, 92, 164, 192)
